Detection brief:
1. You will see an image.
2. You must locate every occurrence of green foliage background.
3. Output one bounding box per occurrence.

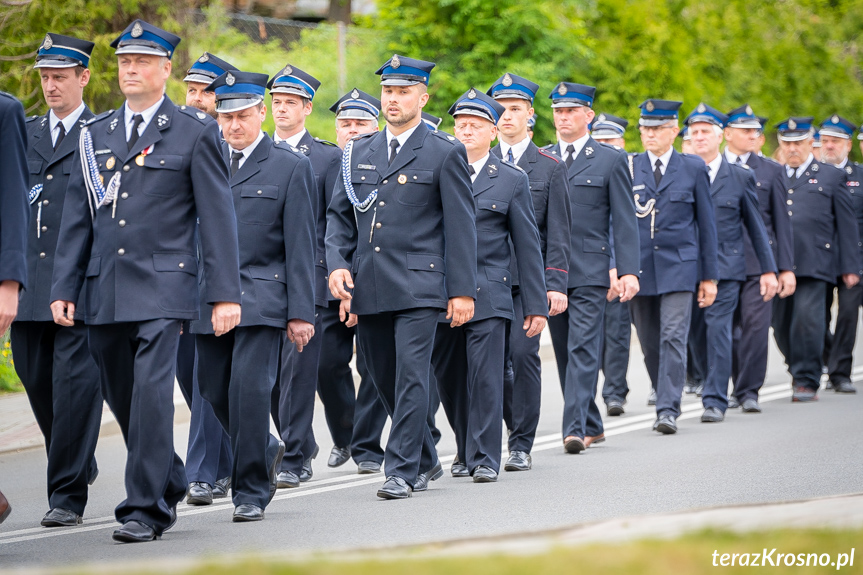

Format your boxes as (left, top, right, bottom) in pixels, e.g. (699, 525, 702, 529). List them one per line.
(1, 0, 863, 152)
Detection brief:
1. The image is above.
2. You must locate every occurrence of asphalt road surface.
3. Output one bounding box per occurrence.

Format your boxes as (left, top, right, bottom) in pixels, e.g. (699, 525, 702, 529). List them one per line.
(1, 325, 861, 570)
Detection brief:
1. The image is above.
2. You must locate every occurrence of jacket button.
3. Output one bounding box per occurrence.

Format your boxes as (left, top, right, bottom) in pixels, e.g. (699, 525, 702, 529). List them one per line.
(42, 199, 49, 206)
(733, 249, 738, 253)
(123, 165, 130, 172)
(41, 226, 47, 232)
(492, 204, 497, 209)
(586, 180, 591, 184)
(179, 263, 185, 269)
(375, 222, 381, 229)
(601, 246, 606, 251)
(319, 259, 324, 264)
(787, 199, 793, 205)
(654, 246, 659, 250)
(361, 176, 366, 180)
(413, 175, 418, 180)
(826, 243, 831, 248)
(769, 240, 774, 245)
(757, 182, 761, 187)
(160, 160, 165, 165)
(430, 263, 434, 268)
(793, 265, 797, 270)
(374, 247, 380, 252)
(477, 287, 480, 292)
(788, 211, 793, 216)
(379, 201, 385, 207)
(788, 189, 793, 194)
(46, 174, 53, 181)
(119, 220, 126, 227)
(118, 248, 125, 255)
(818, 187, 823, 191)
(39, 252, 46, 259)
(274, 274, 279, 279)
(503, 276, 507, 281)
(383, 180, 388, 184)
(121, 192, 129, 199)
(257, 190, 263, 195)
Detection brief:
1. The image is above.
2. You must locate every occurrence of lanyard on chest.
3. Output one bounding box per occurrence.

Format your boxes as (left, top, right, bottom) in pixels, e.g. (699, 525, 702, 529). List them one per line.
(631, 154, 657, 239)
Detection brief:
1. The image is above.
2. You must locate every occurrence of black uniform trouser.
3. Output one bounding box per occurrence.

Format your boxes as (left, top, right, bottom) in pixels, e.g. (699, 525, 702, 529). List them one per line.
(826, 282, 863, 384)
(551, 287, 607, 439)
(687, 304, 708, 385)
(10, 321, 101, 515)
(502, 286, 543, 453)
(629, 292, 693, 418)
(175, 331, 232, 485)
(196, 326, 283, 509)
(317, 300, 388, 464)
(731, 275, 772, 401)
(772, 277, 828, 391)
(88, 320, 187, 534)
(697, 280, 741, 412)
(272, 308, 323, 475)
(600, 299, 631, 403)
(433, 318, 506, 472)
(356, 308, 439, 487)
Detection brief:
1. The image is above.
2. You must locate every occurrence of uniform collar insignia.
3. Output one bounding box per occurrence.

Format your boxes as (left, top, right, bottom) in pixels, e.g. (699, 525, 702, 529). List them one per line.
(811, 163, 818, 171)
(108, 117, 119, 133)
(847, 166, 853, 174)
(157, 113, 169, 127)
(299, 143, 310, 155)
(585, 146, 594, 156)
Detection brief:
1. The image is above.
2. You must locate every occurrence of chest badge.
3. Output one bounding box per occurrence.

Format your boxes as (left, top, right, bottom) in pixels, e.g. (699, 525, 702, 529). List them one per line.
(136, 155, 145, 166)
(398, 174, 407, 184)
(809, 179, 818, 184)
(106, 156, 115, 170)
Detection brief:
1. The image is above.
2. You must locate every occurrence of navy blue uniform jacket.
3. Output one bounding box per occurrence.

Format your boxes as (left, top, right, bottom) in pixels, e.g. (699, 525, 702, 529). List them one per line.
(631, 150, 719, 295)
(326, 126, 477, 315)
(51, 98, 242, 323)
(0, 93, 29, 287)
(741, 153, 794, 275)
(839, 161, 863, 277)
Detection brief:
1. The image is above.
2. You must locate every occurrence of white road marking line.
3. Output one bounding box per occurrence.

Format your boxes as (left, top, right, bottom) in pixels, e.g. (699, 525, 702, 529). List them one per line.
(0, 374, 848, 545)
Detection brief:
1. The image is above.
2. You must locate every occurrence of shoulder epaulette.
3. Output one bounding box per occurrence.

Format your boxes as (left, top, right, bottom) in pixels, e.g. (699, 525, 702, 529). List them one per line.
(430, 130, 457, 143)
(500, 158, 525, 173)
(314, 137, 338, 147)
(177, 105, 213, 124)
(26, 114, 40, 123)
(84, 110, 115, 126)
(273, 141, 306, 159)
(350, 131, 376, 141)
(539, 143, 554, 151)
(537, 148, 560, 163)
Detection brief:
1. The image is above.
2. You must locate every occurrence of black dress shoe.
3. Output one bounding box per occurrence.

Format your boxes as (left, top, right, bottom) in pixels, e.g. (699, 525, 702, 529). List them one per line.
(377, 476, 412, 499)
(186, 482, 213, 506)
(212, 476, 231, 498)
(0, 489, 10, 524)
(165, 506, 177, 532)
(653, 414, 677, 434)
(451, 457, 470, 477)
(232, 504, 264, 522)
(269, 440, 286, 502)
(327, 446, 351, 468)
(41, 508, 82, 527)
(112, 520, 157, 543)
(727, 396, 740, 409)
(357, 460, 382, 474)
(606, 399, 625, 416)
(792, 387, 818, 402)
(647, 389, 657, 406)
(276, 471, 300, 489)
(701, 407, 724, 423)
(504, 450, 532, 472)
(741, 398, 762, 413)
(834, 381, 857, 394)
(300, 444, 319, 483)
(414, 461, 443, 492)
(472, 465, 498, 483)
(88, 465, 99, 486)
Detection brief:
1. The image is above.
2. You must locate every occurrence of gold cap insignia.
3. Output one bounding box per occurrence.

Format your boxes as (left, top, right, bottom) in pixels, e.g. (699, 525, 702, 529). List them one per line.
(106, 157, 115, 170)
(391, 55, 401, 69)
(131, 22, 143, 38)
(502, 73, 513, 87)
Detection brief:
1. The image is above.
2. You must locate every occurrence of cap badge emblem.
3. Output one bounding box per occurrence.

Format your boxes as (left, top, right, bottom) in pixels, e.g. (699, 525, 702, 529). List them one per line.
(598, 114, 606, 122)
(351, 88, 360, 99)
(745, 105, 753, 116)
(502, 73, 513, 87)
(832, 115, 840, 124)
(646, 101, 655, 112)
(468, 88, 476, 99)
(391, 55, 401, 69)
(558, 83, 567, 96)
(42, 34, 53, 50)
(283, 65, 292, 76)
(225, 73, 235, 86)
(199, 54, 209, 63)
(788, 119, 797, 130)
(131, 22, 143, 38)
(697, 103, 706, 113)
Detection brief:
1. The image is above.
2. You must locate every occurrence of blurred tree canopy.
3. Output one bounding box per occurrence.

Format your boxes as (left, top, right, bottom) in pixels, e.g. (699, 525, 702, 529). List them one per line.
(2, 0, 862, 153)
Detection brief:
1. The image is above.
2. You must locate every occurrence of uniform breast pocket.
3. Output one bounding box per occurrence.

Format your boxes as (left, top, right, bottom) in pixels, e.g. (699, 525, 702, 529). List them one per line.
(670, 191, 694, 203)
(397, 170, 434, 206)
(237, 185, 280, 225)
(717, 197, 740, 214)
(62, 159, 74, 175)
(477, 198, 509, 229)
(142, 155, 184, 197)
(28, 159, 43, 176)
(571, 176, 605, 206)
(406, 252, 445, 301)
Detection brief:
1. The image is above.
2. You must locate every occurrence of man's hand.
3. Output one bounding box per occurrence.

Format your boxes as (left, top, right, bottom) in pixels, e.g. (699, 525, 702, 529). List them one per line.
(50, 299, 75, 327)
(287, 319, 315, 352)
(697, 280, 718, 308)
(607, 268, 621, 302)
(759, 272, 780, 302)
(339, 299, 358, 328)
(329, 269, 354, 300)
(211, 302, 241, 336)
(777, 270, 796, 298)
(523, 315, 547, 338)
(618, 274, 640, 303)
(0, 281, 20, 333)
(446, 296, 474, 327)
(547, 291, 567, 316)
(843, 273, 860, 289)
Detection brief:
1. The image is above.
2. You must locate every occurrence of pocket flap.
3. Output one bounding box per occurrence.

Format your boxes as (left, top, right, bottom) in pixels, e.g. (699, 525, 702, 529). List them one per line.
(85, 257, 101, 277)
(477, 198, 509, 213)
(583, 238, 611, 255)
(529, 179, 547, 191)
(28, 159, 43, 174)
(153, 252, 197, 275)
(485, 266, 512, 286)
(143, 155, 183, 170)
(351, 170, 380, 185)
(670, 191, 694, 203)
(403, 169, 434, 184)
(406, 253, 445, 273)
(249, 264, 287, 284)
(572, 175, 604, 187)
(241, 184, 279, 199)
(678, 246, 698, 261)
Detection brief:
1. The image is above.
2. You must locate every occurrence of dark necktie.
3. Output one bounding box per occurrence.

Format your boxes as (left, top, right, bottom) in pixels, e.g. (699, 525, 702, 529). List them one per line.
(734, 156, 743, 166)
(468, 165, 476, 177)
(54, 122, 66, 150)
(388, 138, 400, 165)
(565, 144, 575, 169)
(127, 114, 144, 151)
(506, 148, 515, 163)
(230, 151, 243, 176)
(654, 158, 663, 187)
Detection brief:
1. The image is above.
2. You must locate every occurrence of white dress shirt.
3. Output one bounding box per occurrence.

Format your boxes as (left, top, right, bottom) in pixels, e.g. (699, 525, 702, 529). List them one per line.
(274, 128, 306, 148)
(647, 147, 674, 175)
(49, 102, 85, 147)
(559, 132, 590, 163)
(124, 96, 165, 141)
(228, 131, 266, 171)
(500, 136, 531, 164)
(786, 153, 815, 179)
(723, 149, 751, 166)
(469, 153, 489, 184)
(385, 123, 421, 159)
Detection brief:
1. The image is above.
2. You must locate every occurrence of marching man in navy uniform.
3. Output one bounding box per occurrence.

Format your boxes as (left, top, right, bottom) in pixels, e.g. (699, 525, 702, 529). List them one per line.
(726, 105, 796, 413)
(432, 88, 546, 483)
(316, 89, 389, 474)
(179, 51, 236, 506)
(487, 72, 570, 473)
(193, 70, 316, 522)
(0, 90, 30, 527)
(628, 99, 719, 434)
(50, 20, 242, 542)
(771, 117, 859, 402)
(820, 115, 862, 395)
(683, 104, 778, 423)
(11, 33, 102, 528)
(544, 82, 640, 452)
(326, 54, 477, 499)
(590, 113, 635, 416)
(267, 64, 342, 486)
